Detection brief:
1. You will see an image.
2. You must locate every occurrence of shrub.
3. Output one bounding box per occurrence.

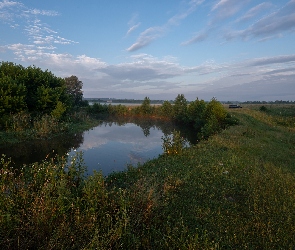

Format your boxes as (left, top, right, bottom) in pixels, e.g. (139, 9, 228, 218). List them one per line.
(259, 105, 268, 112)
(162, 130, 186, 155)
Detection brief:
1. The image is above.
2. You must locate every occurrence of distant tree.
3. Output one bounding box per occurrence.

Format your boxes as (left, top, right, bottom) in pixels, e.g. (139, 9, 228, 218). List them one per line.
(159, 100, 173, 117)
(187, 98, 206, 128)
(64, 75, 83, 106)
(140, 97, 152, 115)
(173, 94, 188, 122)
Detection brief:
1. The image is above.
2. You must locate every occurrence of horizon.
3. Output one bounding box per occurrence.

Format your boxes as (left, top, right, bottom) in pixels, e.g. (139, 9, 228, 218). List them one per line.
(1, 0, 295, 101)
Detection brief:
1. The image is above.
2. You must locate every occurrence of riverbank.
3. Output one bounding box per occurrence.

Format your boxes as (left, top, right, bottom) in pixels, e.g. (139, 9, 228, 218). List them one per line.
(1, 106, 295, 249)
(105, 106, 295, 248)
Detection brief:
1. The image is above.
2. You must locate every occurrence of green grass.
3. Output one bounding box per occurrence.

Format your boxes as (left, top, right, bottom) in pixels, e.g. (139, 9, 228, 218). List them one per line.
(1, 106, 295, 249)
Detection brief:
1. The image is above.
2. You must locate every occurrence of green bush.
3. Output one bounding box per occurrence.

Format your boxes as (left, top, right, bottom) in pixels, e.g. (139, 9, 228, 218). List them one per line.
(158, 100, 173, 117)
(87, 103, 108, 114)
(162, 130, 186, 155)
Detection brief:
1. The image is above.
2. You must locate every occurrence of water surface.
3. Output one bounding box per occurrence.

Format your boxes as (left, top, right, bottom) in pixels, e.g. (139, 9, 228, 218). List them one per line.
(1, 118, 197, 175)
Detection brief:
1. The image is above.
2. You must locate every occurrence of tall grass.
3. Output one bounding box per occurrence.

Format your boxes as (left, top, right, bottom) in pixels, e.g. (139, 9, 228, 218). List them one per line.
(0, 109, 97, 146)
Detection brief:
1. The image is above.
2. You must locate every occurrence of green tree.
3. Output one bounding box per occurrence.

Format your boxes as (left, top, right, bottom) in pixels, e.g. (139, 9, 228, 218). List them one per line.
(140, 97, 152, 115)
(159, 100, 173, 117)
(187, 98, 206, 128)
(0, 75, 27, 115)
(0, 62, 27, 115)
(64, 75, 83, 106)
(201, 98, 228, 138)
(0, 62, 69, 117)
(24, 66, 67, 113)
(173, 94, 188, 122)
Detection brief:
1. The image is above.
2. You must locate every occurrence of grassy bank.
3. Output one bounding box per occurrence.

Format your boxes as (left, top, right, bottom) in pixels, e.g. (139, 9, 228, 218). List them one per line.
(1, 106, 295, 249)
(0, 109, 100, 147)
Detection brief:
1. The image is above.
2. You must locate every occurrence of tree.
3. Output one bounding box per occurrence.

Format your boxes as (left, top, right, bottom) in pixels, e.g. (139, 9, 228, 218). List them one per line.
(140, 97, 152, 115)
(0, 75, 27, 115)
(159, 100, 173, 117)
(187, 98, 206, 128)
(64, 75, 83, 106)
(0, 62, 69, 116)
(0, 62, 27, 115)
(173, 94, 188, 122)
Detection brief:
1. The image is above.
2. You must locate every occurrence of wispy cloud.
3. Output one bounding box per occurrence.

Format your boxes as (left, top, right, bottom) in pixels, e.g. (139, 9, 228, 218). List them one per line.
(0, 0, 77, 47)
(24, 8, 58, 16)
(224, 0, 295, 41)
(210, 0, 248, 23)
(183, 0, 295, 45)
(181, 30, 208, 45)
(126, 13, 141, 36)
(127, 0, 204, 52)
(127, 26, 164, 52)
(247, 54, 295, 66)
(235, 2, 273, 23)
(126, 23, 141, 36)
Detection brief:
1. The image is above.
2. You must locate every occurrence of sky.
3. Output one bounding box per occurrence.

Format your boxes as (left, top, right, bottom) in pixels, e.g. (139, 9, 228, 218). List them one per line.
(0, 0, 295, 101)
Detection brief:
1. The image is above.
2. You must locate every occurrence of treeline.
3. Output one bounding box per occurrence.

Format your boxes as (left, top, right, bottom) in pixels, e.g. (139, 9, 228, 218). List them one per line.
(86, 98, 165, 104)
(241, 100, 295, 104)
(0, 62, 85, 118)
(1, 61, 237, 140)
(87, 95, 238, 139)
(0, 62, 88, 136)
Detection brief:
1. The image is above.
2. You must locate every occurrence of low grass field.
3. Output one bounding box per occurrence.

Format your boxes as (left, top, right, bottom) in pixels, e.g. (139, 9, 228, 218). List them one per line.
(1, 105, 295, 249)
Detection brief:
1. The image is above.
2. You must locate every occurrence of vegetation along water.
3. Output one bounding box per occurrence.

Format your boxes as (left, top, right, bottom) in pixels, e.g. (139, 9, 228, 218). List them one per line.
(1, 62, 295, 249)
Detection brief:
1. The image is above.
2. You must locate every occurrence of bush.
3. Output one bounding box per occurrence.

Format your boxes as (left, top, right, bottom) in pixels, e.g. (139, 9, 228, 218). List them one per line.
(162, 130, 187, 155)
(87, 103, 108, 114)
(259, 105, 268, 112)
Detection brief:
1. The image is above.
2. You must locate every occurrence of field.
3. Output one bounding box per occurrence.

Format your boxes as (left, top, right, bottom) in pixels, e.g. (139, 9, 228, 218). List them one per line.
(1, 105, 295, 249)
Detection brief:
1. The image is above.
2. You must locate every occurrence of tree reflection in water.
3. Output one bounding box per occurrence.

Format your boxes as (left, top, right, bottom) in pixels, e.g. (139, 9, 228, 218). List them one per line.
(0, 117, 198, 174)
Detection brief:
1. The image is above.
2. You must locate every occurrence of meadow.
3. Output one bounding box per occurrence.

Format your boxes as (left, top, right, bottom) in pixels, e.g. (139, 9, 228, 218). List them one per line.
(0, 104, 295, 249)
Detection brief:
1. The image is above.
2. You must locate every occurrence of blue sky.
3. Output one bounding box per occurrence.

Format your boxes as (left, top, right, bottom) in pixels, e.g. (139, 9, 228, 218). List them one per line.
(1, 0, 295, 101)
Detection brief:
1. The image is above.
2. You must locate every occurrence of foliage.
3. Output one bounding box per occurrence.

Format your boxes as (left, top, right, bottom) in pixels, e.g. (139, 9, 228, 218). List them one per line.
(186, 98, 206, 128)
(24, 65, 68, 114)
(86, 102, 108, 114)
(0, 153, 123, 249)
(64, 75, 83, 107)
(162, 130, 186, 155)
(108, 104, 129, 116)
(0, 61, 70, 117)
(173, 94, 188, 122)
(158, 100, 173, 117)
(259, 105, 268, 112)
(1, 107, 295, 249)
(0, 75, 27, 115)
(139, 96, 153, 115)
(51, 101, 67, 120)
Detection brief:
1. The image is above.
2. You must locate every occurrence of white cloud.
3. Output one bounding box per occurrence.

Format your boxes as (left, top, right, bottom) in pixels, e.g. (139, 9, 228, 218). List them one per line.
(0, 0, 19, 9)
(127, 0, 204, 51)
(236, 2, 273, 23)
(126, 23, 141, 36)
(25, 8, 58, 16)
(181, 30, 208, 45)
(0, 1, 78, 48)
(224, 0, 295, 41)
(210, 0, 248, 23)
(127, 26, 165, 52)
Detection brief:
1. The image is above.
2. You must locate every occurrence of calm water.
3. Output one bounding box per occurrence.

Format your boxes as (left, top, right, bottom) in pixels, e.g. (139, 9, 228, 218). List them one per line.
(1, 118, 197, 175)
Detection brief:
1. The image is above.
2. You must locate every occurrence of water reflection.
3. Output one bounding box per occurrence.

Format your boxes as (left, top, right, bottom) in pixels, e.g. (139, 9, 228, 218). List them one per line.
(0, 133, 84, 167)
(1, 117, 198, 175)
